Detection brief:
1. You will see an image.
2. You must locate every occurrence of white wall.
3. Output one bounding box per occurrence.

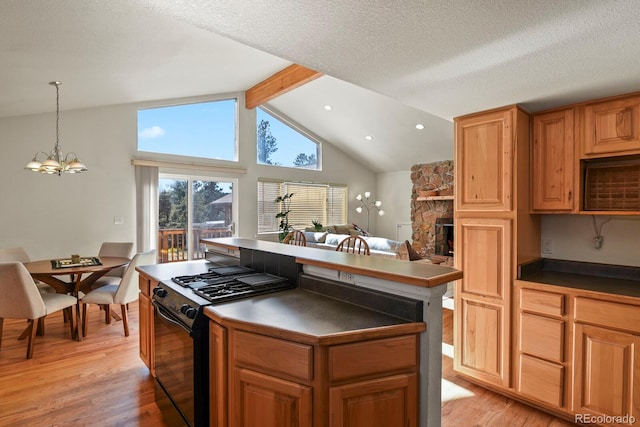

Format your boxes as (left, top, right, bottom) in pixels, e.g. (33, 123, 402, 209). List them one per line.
(375, 171, 412, 240)
(541, 215, 640, 267)
(0, 93, 376, 260)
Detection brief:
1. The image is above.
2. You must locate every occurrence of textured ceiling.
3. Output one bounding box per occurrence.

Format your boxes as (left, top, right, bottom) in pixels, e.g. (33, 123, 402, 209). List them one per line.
(3, 0, 640, 172)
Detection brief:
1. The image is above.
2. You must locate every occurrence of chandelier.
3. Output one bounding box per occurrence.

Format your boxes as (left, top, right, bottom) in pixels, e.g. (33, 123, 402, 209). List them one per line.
(25, 81, 87, 175)
(355, 192, 384, 232)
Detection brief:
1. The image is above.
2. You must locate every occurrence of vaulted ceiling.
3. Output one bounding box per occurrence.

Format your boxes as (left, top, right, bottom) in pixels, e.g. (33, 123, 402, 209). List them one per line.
(3, 1, 640, 172)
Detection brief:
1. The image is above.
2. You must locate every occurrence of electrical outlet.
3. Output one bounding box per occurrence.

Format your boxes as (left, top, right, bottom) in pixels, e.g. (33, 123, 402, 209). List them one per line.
(541, 239, 553, 255)
(114, 216, 124, 225)
(338, 271, 355, 283)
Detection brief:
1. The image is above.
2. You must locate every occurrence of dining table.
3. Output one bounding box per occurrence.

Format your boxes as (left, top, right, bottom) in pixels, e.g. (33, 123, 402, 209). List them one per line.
(24, 256, 131, 341)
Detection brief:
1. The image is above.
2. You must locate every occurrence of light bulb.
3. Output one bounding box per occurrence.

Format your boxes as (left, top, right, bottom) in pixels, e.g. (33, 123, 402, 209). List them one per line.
(364, 191, 371, 199)
(375, 201, 382, 207)
(356, 207, 362, 213)
(378, 210, 385, 216)
(356, 194, 362, 201)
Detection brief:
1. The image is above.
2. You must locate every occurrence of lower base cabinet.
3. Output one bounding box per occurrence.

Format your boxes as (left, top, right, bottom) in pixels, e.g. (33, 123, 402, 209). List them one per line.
(234, 368, 312, 427)
(513, 282, 640, 425)
(138, 276, 157, 373)
(211, 320, 422, 427)
(329, 373, 417, 427)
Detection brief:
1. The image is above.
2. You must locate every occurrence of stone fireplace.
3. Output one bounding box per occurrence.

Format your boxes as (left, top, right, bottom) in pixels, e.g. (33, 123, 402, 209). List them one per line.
(410, 160, 454, 261)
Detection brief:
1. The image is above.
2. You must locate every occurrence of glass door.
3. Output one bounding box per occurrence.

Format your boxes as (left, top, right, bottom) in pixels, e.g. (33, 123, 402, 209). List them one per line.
(158, 174, 236, 263)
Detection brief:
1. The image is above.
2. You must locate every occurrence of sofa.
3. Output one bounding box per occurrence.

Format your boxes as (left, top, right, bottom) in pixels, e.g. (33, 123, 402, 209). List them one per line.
(301, 224, 425, 261)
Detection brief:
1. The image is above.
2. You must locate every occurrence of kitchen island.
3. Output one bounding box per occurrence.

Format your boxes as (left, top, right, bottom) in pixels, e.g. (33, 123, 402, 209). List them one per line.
(201, 237, 462, 427)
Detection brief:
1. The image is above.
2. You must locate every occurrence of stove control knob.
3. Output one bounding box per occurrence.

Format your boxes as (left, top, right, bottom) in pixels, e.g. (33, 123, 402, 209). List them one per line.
(153, 287, 167, 298)
(186, 307, 198, 319)
(180, 304, 191, 314)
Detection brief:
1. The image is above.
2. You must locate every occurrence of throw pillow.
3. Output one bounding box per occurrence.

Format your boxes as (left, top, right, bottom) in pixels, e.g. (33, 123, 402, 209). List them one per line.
(334, 224, 352, 234)
(304, 231, 328, 243)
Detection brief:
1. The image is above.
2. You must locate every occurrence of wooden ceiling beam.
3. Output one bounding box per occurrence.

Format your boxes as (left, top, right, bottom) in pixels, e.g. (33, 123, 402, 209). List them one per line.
(245, 64, 323, 109)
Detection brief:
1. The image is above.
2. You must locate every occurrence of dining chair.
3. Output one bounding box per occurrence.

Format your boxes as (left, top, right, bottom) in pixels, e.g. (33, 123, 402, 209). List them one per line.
(282, 230, 307, 246)
(0, 247, 55, 294)
(335, 235, 370, 255)
(0, 262, 77, 359)
(95, 242, 135, 281)
(80, 249, 156, 337)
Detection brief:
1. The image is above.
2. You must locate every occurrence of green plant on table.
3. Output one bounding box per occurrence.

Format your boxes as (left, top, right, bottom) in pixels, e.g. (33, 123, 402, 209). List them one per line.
(275, 193, 294, 242)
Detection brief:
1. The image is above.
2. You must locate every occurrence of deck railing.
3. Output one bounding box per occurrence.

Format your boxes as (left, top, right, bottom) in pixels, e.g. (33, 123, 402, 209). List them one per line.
(158, 227, 232, 263)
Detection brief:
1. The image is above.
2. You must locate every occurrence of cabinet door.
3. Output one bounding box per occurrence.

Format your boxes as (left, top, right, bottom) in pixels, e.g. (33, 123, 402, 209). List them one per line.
(573, 324, 640, 420)
(531, 109, 575, 212)
(232, 368, 312, 427)
(583, 94, 640, 156)
(138, 293, 153, 372)
(210, 322, 227, 427)
(455, 109, 513, 211)
(454, 218, 512, 388)
(330, 373, 417, 427)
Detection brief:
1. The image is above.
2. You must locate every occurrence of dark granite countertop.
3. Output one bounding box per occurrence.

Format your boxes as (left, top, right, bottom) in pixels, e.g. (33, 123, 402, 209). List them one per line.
(518, 258, 640, 298)
(204, 287, 425, 341)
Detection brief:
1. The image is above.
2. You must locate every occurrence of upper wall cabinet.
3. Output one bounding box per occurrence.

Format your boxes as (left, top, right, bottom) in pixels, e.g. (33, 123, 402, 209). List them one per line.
(531, 109, 576, 213)
(455, 109, 514, 212)
(583, 94, 640, 158)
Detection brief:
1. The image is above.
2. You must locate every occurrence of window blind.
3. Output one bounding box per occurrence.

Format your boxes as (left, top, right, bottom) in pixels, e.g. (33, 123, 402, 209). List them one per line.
(257, 180, 347, 233)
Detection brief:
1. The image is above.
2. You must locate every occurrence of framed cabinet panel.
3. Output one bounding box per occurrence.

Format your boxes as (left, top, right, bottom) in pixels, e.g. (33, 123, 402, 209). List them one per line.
(531, 109, 576, 212)
(232, 368, 312, 427)
(583, 94, 640, 157)
(330, 373, 417, 427)
(455, 109, 514, 212)
(573, 323, 640, 420)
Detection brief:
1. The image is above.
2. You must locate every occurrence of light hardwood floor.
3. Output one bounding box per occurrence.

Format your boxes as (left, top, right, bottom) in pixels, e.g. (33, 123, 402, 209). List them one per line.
(0, 301, 575, 426)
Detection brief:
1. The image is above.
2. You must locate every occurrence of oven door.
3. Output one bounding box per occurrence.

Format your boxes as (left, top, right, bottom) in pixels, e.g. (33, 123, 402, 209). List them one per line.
(153, 301, 208, 427)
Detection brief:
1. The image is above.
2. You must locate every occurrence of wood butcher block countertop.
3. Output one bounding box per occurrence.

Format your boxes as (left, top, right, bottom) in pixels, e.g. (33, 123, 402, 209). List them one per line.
(201, 237, 462, 288)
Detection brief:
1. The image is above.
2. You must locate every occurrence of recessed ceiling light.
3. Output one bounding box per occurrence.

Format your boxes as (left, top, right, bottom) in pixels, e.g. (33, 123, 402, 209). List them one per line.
(415, 124, 425, 130)
(365, 135, 373, 141)
(324, 105, 332, 111)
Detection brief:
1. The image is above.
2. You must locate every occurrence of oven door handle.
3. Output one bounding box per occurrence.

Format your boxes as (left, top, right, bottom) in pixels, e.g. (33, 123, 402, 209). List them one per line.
(152, 300, 192, 334)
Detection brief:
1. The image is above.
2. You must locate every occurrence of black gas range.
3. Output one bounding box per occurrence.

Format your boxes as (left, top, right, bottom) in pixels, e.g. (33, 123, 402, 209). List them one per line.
(151, 264, 295, 427)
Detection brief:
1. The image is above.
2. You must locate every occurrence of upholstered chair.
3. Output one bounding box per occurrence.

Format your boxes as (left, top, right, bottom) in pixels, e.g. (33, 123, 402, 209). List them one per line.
(0, 247, 55, 294)
(0, 262, 77, 359)
(93, 242, 135, 287)
(81, 250, 156, 337)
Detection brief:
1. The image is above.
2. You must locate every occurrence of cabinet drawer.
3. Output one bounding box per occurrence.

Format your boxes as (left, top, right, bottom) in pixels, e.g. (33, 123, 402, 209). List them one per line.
(517, 354, 564, 408)
(233, 331, 313, 382)
(520, 288, 564, 317)
(329, 335, 418, 382)
(574, 297, 640, 334)
(520, 313, 564, 363)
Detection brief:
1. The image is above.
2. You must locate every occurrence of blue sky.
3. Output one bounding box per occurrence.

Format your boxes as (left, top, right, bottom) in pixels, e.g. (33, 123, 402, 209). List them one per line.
(137, 99, 318, 167)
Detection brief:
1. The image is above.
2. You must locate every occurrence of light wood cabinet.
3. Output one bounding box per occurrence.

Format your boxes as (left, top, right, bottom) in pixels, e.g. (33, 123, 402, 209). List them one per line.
(454, 105, 539, 393)
(515, 285, 568, 409)
(454, 217, 512, 387)
(531, 109, 576, 212)
(583, 94, 640, 157)
(455, 109, 514, 212)
(221, 325, 421, 427)
(138, 275, 156, 373)
(209, 322, 227, 427)
(573, 324, 640, 422)
(329, 373, 417, 427)
(573, 296, 640, 423)
(233, 368, 312, 427)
